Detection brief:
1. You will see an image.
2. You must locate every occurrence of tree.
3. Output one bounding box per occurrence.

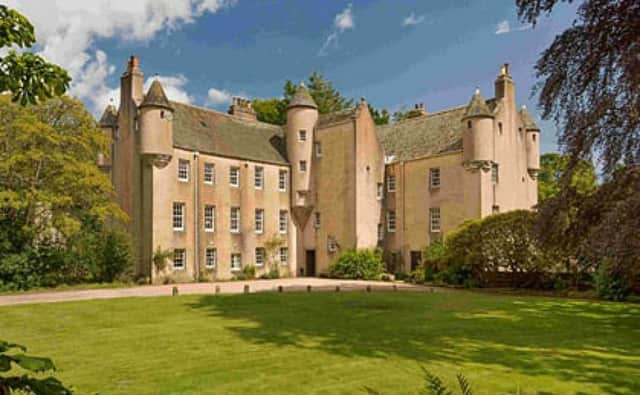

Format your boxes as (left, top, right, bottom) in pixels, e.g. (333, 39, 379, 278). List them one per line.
(0, 95, 125, 254)
(251, 98, 287, 126)
(538, 153, 597, 203)
(0, 340, 72, 394)
(517, 0, 640, 293)
(368, 104, 390, 125)
(0, 5, 70, 105)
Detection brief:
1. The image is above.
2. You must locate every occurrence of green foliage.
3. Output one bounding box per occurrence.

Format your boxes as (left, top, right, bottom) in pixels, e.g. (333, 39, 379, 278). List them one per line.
(368, 104, 390, 125)
(100, 230, 132, 283)
(329, 249, 384, 280)
(594, 261, 631, 301)
(153, 246, 173, 273)
(0, 340, 72, 394)
(243, 264, 256, 280)
(423, 368, 473, 395)
(408, 267, 426, 285)
(0, 5, 70, 105)
(251, 98, 287, 125)
(538, 153, 597, 203)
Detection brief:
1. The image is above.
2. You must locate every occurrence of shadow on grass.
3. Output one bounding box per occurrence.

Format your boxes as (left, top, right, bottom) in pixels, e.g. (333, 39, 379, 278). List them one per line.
(189, 291, 640, 394)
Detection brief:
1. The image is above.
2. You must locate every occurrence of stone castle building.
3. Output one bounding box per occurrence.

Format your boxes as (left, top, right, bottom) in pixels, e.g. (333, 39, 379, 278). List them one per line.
(98, 56, 540, 282)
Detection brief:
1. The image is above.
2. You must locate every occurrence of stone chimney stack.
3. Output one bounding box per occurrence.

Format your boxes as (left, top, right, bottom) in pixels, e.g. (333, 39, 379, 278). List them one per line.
(228, 97, 257, 121)
(407, 102, 427, 119)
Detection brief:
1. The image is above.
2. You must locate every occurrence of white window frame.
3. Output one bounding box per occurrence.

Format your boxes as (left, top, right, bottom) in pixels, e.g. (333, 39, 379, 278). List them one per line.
(314, 212, 320, 228)
(278, 169, 287, 191)
(279, 210, 288, 234)
(430, 168, 441, 189)
(387, 175, 396, 192)
(298, 129, 307, 142)
(279, 247, 288, 265)
(255, 248, 265, 267)
(299, 160, 307, 173)
(430, 207, 441, 233)
(173, 202, 185, 231)
(377, 183, 383, 200)
(204, 205, 215, 232)
(178, 159, 190, 182)
(230, 207, 240, 234)
(315, 142, 322, 157)
(231, 254, 242, 272)
(255, 208, 264, 234)
(254, 166, 264, 190)
(204, 163, 215, 185)
(378, 223, 384, 241)
(328, 237, 337, 253)
(173, 249, 186, 270)
(205, 248, 217, 269)
(230, 166, 240, 188)
(387, 211, 396, 233)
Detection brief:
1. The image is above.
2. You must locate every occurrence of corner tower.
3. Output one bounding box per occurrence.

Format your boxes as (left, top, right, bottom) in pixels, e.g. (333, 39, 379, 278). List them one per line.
(286, 83, 318, 228)
(462, 88, 494, 169)
(139, 79, 174, 168)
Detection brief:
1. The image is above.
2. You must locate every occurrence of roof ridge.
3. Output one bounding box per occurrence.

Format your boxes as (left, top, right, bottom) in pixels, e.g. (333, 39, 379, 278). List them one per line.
(381, 104, 467, 128)
(170, 100, 281, 130)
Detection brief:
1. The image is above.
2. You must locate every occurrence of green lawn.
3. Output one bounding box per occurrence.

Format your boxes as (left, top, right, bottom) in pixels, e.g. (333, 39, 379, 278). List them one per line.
(1, 291, 638, 394)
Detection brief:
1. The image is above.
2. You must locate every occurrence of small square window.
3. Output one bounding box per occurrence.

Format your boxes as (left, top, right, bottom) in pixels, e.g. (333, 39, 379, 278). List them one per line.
(430, 208, 441, 233)
(430, 168, 441, 189)
(255, 208, 264, 234)
(278, 169, 287, 191)
(280, 247, 288, 265)
(254, 166, 264, 189)
(387, 211, 396, 232)
(204, 163, 215, 184)
(279, 210, 288, 234)
(387, 175, 396, 192)
(492, 205, 500, 214)
(255, 248, 265, 267)
(178, 160, 190, 182)
(173, 202, 185, 231)
(377, 183, 383, 200)
(231, 207, 240, 233)
(299, 129, 307, 142)
(230, 167, 240, 187)
(204, 205, 215, 232)
(231, 254, 242, 272)
(205, 248, 216, 269)
(299, 160, 307, 172)
(173, 249, 186, 270)
(328, 237, 337, 253)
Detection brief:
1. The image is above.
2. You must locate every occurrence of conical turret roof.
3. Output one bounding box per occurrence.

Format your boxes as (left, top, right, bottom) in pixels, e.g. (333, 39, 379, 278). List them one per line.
(141, 79, 173, 110)
(520, 106, 540, 131)
(463, 88, 493, 119)
(99, 104, 118, 127)
(287, 83, 318, 110)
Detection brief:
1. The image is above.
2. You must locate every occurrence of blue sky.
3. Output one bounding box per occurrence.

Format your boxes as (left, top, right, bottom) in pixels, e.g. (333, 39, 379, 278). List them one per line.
(13, 0, 580, 153)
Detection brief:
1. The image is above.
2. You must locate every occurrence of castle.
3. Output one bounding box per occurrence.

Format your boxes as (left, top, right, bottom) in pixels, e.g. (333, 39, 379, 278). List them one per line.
(98, 56, 540, 282)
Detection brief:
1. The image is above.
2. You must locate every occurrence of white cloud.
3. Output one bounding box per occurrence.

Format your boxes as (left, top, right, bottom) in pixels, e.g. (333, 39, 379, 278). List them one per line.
(402, 12, 425, 27)
(206, 87, 233, 106)
(4, 0, 236, 113)
(495, 20, 532, 35)
(319, 4, 355, 56)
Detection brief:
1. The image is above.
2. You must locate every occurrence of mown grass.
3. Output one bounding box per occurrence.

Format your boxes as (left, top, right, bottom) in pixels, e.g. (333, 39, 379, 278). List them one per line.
(1, 291, 638, 394)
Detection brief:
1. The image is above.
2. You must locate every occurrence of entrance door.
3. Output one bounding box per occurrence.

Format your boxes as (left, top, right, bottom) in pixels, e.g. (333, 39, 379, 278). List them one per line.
(305, 250, 316, 277)
(410, 251, 422, 271)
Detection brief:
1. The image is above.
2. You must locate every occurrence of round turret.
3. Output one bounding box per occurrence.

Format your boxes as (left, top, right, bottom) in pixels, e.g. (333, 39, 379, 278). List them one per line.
(286, 83, 318, 210)
(139, 79, 173, 168)
(521, 105, 540, 175)
(462, 88, 494, 165)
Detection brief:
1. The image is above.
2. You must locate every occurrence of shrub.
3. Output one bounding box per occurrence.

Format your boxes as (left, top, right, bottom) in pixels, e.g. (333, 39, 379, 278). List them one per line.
(408, 267, 425, 284)
(153, 246, 173, 273)
(594, 261, 631, 301)
(329, 249, 384, 280)
(100, 230, 132, 282)
(243, 264, 256, 280)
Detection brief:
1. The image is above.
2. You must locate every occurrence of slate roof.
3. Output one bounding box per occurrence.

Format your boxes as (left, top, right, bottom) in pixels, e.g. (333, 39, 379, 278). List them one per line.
(99, 104, 118, 127)
(287, 84, 318, 109)
(317, 107, 358, 128)
(520, 106, 540, 130)
(376, 106, 467, 162)
(141, 80, 172, 110)
(463, 89, 493, 119)
(171, 102, 288, 165)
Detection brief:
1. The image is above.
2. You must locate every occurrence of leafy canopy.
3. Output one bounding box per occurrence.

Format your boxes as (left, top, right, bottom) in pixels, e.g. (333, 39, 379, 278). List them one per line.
(538, 152, 597, 203)
(0, 95, 125, 251)
(0, 5, 70, 105)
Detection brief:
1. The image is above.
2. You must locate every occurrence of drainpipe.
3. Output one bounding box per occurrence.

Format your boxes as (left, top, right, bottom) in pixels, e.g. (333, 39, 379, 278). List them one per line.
(193, 151, 200, 281)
